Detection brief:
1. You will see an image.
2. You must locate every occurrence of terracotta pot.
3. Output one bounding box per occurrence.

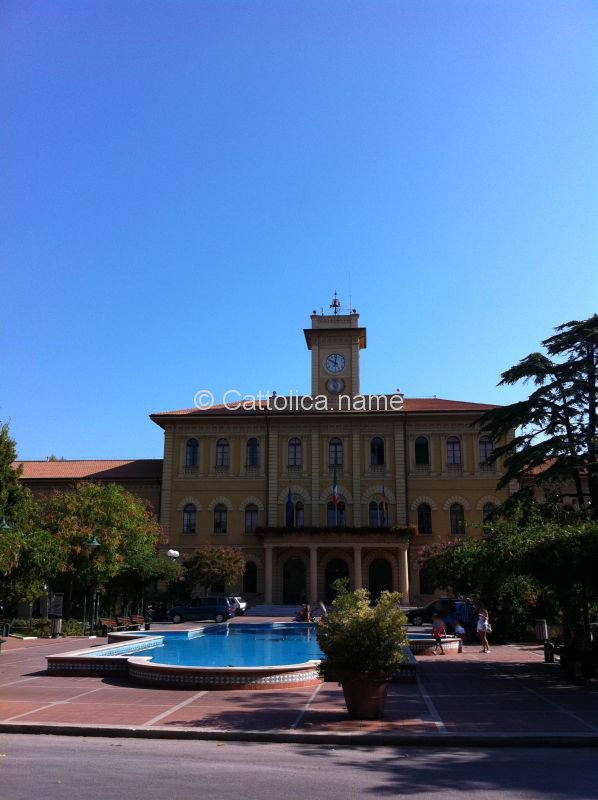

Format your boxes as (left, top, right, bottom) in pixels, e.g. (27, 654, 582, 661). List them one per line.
(339, 674, 391, 720)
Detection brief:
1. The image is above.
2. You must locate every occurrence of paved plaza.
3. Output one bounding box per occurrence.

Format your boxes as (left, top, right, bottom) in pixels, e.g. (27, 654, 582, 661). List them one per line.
(1, 621, 597, 744)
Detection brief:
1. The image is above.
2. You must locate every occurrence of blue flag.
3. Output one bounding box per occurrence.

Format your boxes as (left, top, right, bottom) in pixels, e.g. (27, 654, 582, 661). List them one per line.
(285, 488, 294, 528)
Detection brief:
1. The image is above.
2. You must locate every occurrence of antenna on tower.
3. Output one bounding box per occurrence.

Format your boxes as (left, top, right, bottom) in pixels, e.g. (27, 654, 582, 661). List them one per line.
(348, 273, 352, 314)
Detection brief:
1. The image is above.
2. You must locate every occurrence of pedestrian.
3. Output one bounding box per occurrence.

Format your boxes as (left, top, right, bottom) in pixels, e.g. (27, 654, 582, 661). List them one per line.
(432, 613, 446, 655)
(476, 609, 491, 653)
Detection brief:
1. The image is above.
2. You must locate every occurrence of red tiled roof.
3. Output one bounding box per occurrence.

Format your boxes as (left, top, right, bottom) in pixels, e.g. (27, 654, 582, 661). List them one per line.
(150, 397, 498, 421)
(14, 459, 163, 480)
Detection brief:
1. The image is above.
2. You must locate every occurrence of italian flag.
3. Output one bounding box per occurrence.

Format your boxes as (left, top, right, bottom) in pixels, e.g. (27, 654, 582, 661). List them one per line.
(331, 466, 340, 509)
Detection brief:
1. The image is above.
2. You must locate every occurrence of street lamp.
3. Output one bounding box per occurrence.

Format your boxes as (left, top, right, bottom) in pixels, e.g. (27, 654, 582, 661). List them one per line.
(83, 536, 100, 637)
(167, 549, 180, 561)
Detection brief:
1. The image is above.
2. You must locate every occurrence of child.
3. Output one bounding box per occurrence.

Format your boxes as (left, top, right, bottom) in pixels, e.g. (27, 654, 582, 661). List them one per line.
(432, 613, 446, 655)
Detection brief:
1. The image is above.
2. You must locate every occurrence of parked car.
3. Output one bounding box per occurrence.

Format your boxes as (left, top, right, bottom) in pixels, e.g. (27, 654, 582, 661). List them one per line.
(228, 595, 247, 615)
(407, 597, 476, 631)
(167, 597, 234, 624)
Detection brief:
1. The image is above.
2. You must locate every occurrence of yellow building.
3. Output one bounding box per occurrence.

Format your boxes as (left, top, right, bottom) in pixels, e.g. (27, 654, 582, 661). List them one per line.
(150, 302, 509, 606)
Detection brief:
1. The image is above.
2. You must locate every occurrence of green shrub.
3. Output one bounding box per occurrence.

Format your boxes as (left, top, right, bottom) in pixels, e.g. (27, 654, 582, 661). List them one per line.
(61, 619, 84, 637)
(316, 579, 408, 679)
(11, 618, 52, 637)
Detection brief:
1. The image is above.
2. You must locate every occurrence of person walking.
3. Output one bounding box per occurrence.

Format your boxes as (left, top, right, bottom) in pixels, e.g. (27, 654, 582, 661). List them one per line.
(476, 609, 491, 653)
(432, 613, 446, 655)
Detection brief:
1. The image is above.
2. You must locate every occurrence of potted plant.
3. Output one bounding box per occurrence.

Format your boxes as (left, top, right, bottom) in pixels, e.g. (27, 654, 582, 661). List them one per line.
(316, 579, 408, 719)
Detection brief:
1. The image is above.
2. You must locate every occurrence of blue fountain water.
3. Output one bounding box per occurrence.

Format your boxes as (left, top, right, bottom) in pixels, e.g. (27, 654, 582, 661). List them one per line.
(108, 623, 324, 667)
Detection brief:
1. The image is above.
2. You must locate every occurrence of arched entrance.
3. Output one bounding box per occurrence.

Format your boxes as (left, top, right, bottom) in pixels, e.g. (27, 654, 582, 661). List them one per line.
(368, 558, 393, 602)
(283, 558, 306, 604)
(325, 558, 350, 604)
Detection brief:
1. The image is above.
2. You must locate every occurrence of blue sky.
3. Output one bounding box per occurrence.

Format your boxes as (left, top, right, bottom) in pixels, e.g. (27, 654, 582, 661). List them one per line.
(2, 1, 596, 460)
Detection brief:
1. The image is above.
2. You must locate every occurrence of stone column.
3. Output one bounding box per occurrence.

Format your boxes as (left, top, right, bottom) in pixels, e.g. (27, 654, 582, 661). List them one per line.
(353, 546, 362, 590)
(268, 431, 279, 526)
(393, 425, 407, 524)
(159, 425, 175, 547)
(309, 546, 318, 605)
(352, 430, 361, 526)
(311, 429, 320, 526)
(264, 545, 273, 604)
(398, 546, 410, 604)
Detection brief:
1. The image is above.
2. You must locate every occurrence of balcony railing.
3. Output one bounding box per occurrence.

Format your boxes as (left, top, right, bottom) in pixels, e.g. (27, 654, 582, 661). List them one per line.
(447, 463, 463, 473)
(184, 465, 198, 475)
(479, 462, 496, 473)
(414, 464, 430, 474)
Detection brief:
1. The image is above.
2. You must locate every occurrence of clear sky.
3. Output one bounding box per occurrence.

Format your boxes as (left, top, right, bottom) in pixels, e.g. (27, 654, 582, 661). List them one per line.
(2, 1, 596, 460)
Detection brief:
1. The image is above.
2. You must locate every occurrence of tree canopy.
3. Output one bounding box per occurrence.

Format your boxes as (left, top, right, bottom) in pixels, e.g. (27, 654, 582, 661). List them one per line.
(183, 546, 246, 594)
(477, 314, 598, 519)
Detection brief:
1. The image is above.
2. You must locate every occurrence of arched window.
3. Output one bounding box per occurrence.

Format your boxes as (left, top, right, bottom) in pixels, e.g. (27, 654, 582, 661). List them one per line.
(182, 503, 196, 534)
(329, 438, 343, 466)
(185, 438, 198, 467)
(450, 503, 465, 535)
(214, 503, 227, 534)
(244, 504, 258, 534)
(479, 436, 493, 464)
(415, 436, 429, 465)
(295, 500, 305, 529)
(370, 437, 385, 466)
(447, 437, 461, 465)
(368, 500, 386, 528)
(417, 503, 432, 535)
(246, 437, 259, 467)
(288, 437, 302, 467)
(243, 561, 257, 593)
(216, 438, 229, 467)
(327, 500, 346, 528)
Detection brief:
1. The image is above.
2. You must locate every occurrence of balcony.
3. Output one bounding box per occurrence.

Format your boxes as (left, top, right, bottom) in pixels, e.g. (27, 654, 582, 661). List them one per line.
(184, 465, 199, 476)
(479, 462, 496, 473)
(414, 464, 430, 475)
(287, 464, 303, 473)
(214, 464, 230, 473)
(447, 463, 463, 474)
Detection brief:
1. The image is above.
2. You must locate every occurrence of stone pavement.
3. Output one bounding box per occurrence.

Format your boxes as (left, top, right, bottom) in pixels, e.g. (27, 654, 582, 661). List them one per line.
(1, 621, 597, 745)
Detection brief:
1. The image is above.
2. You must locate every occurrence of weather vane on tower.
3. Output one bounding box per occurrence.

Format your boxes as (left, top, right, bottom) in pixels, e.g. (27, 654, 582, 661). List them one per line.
(329, 290, 341, 315)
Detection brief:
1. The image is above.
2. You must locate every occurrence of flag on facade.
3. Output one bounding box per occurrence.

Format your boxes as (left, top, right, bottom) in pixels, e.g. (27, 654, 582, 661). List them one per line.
(285, 488, 294, 528)
(331, 466, 340, 509)
(380, 481, 389, 527)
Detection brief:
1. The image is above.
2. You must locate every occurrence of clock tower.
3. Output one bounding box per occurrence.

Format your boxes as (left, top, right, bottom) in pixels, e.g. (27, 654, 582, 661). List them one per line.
(304, 293, 367, 401)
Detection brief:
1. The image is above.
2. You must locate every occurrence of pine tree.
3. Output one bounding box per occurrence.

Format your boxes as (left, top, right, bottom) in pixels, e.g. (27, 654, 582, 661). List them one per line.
(478, 314, 598, 519)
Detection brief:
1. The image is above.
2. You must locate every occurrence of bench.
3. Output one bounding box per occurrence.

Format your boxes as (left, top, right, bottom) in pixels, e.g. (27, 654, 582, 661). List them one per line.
(115, 616, 139, 631)
(129, 615, 146, 630)
(99, 618, 127, 635)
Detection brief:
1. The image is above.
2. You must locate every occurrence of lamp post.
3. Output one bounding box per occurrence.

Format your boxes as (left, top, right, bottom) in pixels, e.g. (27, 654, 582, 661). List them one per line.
(82, 536, 100, 637)
(167, 549, 180, 562)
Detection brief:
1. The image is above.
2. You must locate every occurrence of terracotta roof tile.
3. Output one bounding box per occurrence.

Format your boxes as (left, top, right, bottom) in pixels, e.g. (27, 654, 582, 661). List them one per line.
(14, 459, 163, 480)
(150, 397, 498, 420)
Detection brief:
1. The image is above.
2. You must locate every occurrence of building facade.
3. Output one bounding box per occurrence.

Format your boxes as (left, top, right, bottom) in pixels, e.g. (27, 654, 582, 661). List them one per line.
(16, 303, 510, 606)
(150, 305, 509, 605)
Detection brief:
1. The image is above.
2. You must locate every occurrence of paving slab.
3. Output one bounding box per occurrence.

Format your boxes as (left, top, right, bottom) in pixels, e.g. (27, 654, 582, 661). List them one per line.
(1, 624, 597, 745)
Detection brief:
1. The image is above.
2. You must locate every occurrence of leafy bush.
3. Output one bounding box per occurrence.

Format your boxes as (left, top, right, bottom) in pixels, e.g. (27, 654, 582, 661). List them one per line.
(316, 579, 408, 679)
(61, 619, 84, 637)
(11, 618, 52, 637)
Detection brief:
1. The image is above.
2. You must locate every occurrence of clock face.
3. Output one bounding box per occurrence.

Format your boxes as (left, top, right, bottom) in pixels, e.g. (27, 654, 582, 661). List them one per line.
(327, 378, 344, 394)
(325, 353, 346, 374)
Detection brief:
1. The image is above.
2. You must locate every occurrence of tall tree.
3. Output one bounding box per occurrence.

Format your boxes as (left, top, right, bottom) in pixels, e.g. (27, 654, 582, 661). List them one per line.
(478, 314, 598, 519)
(0, 422, 34, 577)
(36, 482, 168, 605)
(183, 547, 246, 595)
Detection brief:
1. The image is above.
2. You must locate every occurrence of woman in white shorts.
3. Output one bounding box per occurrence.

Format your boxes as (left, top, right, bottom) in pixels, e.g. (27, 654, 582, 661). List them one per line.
(476, 610, 491, 653)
